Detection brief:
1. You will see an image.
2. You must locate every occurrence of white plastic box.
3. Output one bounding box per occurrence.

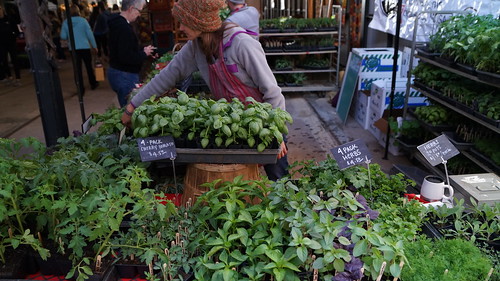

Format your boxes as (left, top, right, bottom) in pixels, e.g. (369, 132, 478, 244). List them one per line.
(370, 79, 428, 118)
(352, 91, 372, 130)
(352, 48, 402, 91)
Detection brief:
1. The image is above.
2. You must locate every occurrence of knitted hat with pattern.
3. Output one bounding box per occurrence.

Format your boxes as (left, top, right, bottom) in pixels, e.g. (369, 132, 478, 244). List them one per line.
(172, 0, 225, 32)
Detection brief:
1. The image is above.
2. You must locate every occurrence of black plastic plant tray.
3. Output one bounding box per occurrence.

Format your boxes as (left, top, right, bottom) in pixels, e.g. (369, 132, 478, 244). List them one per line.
(476, 70, 500, 84)
(169, 148, 280, 164)
(415, 47, 441, 60)
(443, 131, 474, 150)
(469, 148, 500, 174)
(456, 62, 477, 76)
(407, 108, 456, 132)
(473, 110, 500, 128)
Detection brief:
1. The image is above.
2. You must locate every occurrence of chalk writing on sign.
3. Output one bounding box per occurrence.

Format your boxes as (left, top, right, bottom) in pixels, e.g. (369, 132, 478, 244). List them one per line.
(137, 136, 177, 162)
(331, 139, 372, 170)
(417, 134, 459, 166)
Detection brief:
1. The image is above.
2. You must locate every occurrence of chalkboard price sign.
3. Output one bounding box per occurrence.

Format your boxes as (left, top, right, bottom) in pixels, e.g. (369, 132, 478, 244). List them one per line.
(331, 139, 372, 170)
(137, 136, 177, 162)
(417, 134, 459, 166)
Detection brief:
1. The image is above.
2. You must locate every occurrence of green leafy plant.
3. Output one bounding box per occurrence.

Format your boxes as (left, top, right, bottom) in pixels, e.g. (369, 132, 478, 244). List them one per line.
(290, 73, 307, 85)
(131, 91, 293, 151)
(413, 104, 450, 126)
(274, 58, 293, 70)
(474, 138, 500, 166)
(401, 237, 494, 281)
(0, 138, 50, 264)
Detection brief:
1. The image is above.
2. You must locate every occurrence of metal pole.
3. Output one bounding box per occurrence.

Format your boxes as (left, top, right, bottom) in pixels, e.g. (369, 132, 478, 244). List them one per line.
(16, 0, 69, 146)
(383, 0, 403, 160)
(63, 0, 86, 123)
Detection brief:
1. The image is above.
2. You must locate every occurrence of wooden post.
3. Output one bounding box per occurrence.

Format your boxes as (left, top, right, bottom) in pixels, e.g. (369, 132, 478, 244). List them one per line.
(308, 0, 314, 18)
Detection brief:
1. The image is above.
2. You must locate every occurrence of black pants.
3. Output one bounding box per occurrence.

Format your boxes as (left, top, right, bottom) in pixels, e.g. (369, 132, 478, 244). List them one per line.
(0, 38, 20, 80)
(95, 33, 108, 58)
(75, 49, 97, 93)
(53, 37, 66, 60)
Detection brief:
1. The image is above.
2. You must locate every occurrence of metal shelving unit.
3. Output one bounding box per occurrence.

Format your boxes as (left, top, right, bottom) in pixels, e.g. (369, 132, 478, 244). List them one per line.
(405, 11, 499, 176)
(259, 5, 342, 92)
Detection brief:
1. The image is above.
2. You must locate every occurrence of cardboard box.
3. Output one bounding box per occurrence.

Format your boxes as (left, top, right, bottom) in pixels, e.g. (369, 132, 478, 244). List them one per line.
(369, 79, 428, 117)
(373, 109, 405, 156)
(367, 110, 381, 139)
(352, 91, 372, 130)
(352, 48, 402, 79)
(358, 77, 391, 91)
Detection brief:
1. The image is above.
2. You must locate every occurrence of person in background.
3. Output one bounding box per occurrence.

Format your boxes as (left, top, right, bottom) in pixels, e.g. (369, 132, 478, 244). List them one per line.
(92, 1, 110, 59)
(111, 4, 120, 13)
(120, 0, 289, 181)
(225, 0, 260, 35)
(0, 5, 21, 86)
(48, 11, 66, 62)
(60, 4, 99, 93)
(88, 5, 100, 31)
(107, 0, 156, 107)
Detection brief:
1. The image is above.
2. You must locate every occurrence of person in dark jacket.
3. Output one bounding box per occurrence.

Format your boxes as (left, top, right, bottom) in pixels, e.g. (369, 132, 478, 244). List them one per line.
(0, 5, 21, 86)
(107, 0, 156, 107)
(93, 1, 110, 58)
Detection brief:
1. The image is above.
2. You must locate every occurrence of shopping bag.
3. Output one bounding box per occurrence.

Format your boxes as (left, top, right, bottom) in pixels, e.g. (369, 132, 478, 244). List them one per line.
(95, 61, 105, 81)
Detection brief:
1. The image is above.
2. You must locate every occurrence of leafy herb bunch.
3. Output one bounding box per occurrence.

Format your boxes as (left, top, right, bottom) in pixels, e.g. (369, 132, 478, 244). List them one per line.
(131, 91, 293, 152)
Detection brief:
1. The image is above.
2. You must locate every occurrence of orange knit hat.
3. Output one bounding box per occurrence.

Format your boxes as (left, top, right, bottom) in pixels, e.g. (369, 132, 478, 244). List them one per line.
(172, 0, 225, 32)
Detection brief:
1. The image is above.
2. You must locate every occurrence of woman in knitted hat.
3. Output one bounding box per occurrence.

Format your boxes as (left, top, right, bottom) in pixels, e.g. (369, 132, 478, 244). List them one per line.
(121, 0, 289, 180)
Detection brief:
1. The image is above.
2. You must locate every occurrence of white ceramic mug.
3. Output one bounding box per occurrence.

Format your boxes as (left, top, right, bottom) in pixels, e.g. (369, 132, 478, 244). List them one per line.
(421, 175, 454, 202)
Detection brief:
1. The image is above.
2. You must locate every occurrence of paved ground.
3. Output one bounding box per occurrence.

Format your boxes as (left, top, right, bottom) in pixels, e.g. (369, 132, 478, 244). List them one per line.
(0, 58, 412, 174)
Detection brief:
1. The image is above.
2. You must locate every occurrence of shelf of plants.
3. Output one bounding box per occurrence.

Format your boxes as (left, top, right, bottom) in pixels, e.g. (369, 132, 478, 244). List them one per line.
(259, 6, 342, 92)
(406, 13, 500, 178)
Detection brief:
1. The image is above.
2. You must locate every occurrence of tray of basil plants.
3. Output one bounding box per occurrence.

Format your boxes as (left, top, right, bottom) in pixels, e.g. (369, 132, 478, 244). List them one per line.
(130, 91, 293, 164)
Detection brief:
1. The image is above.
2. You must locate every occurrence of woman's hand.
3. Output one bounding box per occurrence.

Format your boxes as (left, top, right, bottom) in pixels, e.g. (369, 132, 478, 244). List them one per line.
(277, 141, 287, 159)
(143, 45, 157, 56)
(121, 104, 135, 127)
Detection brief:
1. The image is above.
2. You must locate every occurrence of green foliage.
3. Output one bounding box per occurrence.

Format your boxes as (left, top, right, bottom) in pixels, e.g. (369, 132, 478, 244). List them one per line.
(131, 91, 293, 152)
(90, 106, 126, 135)
(474, 138, 500, 166)
(429, 14, 500, 72)
(0, 138, 49, 264)
(375, 199, 428, 242)
(274, 58, 293, 70)
(413, 105, 448, 126)
(401, 237, 493, 281)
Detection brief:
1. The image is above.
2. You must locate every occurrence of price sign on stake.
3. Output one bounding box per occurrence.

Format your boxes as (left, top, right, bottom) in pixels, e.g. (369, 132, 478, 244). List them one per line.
(417, 134, 459, 166)
(137, 136, 177, 162)
(331, 139, 372, 170)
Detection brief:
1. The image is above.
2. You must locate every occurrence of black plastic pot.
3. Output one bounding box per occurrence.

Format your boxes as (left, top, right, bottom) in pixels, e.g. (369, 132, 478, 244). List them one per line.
(35, 253, 72, 277)
(0, 247, 29, 279)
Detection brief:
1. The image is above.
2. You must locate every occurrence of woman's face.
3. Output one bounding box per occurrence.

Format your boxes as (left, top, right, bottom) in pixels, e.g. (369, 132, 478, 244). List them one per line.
(179, 23, 202, 40)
